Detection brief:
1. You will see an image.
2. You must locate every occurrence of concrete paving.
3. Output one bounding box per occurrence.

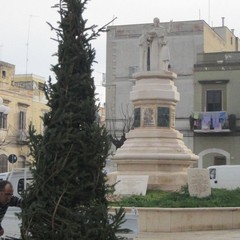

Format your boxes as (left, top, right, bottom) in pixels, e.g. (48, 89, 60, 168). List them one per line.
(137, 230, 240, 240)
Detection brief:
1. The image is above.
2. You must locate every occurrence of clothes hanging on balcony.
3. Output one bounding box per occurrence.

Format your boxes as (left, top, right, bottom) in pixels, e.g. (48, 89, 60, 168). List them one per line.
(203, 114, 211, 125)
(211, 112, 220, 129)
(191, 111, 228, 131)
(219, 111, 227, 121)
(193, 112, 199, 119)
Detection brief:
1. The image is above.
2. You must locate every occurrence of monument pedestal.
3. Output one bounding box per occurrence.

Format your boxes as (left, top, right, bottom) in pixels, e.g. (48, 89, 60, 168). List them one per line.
(108, 129, 197, 191)
(108, 70, 198, 191)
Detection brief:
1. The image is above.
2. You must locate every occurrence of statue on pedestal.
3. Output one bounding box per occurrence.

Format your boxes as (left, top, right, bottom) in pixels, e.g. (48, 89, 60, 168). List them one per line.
(139, 33, 149, 72)
(110, 19, 198, 192)
(138, 18, 172, 72)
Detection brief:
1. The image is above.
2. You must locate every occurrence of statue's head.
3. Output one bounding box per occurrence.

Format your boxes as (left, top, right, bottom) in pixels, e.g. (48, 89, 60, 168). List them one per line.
(153, 17, 160, 27)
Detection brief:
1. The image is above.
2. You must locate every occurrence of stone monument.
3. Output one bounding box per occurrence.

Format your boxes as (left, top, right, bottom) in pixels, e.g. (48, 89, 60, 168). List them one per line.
(108, 18, 198, 191)
(187, 168, 211, 198)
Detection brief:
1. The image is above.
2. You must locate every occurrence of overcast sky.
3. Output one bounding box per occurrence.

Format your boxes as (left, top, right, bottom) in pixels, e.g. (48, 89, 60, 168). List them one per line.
(0, 0, 240, 104)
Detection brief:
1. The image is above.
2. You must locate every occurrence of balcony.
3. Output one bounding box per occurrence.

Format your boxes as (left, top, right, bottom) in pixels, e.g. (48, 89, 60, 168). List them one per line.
(189, 111, 235, 133)
(16, 129, 29, 145)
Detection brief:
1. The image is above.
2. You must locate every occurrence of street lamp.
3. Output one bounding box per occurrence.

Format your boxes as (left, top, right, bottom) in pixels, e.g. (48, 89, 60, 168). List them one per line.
(0, 96, 11, 173)
(0, 97, 10, 114)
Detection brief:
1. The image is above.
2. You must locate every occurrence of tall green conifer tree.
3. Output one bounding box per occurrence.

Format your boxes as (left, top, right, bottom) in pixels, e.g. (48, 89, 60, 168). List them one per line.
(20, 0, 125, 239)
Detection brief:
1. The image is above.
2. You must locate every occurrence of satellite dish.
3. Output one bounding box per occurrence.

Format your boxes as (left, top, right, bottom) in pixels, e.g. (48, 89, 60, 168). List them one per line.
(8, 154, 17, 164)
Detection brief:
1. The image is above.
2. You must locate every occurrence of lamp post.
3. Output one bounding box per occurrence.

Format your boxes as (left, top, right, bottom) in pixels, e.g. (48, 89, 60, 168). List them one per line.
(0, 97, 10, 114)
(0, 97, 14, 172)
(0, 96, 10, 144)
(0, 96, 10, 130)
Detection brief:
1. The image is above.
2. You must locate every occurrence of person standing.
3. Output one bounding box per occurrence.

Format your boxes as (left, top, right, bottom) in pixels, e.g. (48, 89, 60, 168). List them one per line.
(0, 180, 22, 236)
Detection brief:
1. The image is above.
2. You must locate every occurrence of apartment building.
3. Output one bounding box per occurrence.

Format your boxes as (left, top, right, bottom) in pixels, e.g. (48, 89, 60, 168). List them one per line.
(105, 19, 240, 167)
(193, 51, 240, 168)
(0, 61, 48, 172)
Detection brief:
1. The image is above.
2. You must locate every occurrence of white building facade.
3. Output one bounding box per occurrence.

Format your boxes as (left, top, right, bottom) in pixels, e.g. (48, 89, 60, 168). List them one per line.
(105, 19, 240, 167)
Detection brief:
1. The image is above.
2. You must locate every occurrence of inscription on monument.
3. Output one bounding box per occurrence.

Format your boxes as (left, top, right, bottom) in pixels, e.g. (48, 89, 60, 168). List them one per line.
(143, 108, 155, 126)
(187, 169, 211, 198)
(114, 175, 149, 195)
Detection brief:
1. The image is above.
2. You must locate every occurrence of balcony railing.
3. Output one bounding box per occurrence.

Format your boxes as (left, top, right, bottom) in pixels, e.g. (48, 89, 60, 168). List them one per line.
(16, 129, 29, 144)
(190, 111, 234, 133)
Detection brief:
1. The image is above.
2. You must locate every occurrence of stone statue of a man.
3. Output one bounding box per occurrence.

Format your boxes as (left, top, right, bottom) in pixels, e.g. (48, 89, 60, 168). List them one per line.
(138, 18, 172, 72)
(139, 32, 149, 71)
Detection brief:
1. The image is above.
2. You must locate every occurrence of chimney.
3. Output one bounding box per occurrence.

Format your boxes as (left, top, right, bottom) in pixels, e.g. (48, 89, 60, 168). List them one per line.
(221, 17, 225, 27)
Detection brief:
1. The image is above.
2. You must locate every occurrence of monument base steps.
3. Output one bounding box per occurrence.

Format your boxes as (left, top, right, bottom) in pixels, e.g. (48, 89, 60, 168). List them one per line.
(108, 170, 189, 192)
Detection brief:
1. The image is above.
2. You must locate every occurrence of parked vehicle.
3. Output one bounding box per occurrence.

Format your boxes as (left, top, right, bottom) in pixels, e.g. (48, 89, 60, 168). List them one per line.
(208, 165, 240, 190)
(0, 168, 32, 239)
(0, 169, 138, 239)
(0, 168, 32, 199)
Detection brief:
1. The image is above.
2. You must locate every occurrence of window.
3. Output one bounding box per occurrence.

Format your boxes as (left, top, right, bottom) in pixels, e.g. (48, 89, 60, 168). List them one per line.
(200, 81, 227, 112)
(19, 111, 26, 130)
(18, 155, 26, 168)
(2, 70, 6, 79)
(206, 90, 222, 111)
(214, 156, 226, 165)
(147, 47, 150, 71)
(38, 82, 45, 91)
(0, 113, 7, 129)
(209, 168, 216, 179)
(17, 178, 33, 195)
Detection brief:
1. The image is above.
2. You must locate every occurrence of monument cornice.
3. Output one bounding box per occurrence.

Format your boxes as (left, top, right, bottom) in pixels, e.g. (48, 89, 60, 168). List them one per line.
(133, 70, 177, 80)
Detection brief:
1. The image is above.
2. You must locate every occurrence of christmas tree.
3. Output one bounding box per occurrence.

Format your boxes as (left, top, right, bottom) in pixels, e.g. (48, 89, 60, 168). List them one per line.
(20, 1, 125, 239)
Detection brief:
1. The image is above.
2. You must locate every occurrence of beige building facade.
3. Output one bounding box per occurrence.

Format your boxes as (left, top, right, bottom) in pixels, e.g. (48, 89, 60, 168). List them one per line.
(0, 61, 48, 172)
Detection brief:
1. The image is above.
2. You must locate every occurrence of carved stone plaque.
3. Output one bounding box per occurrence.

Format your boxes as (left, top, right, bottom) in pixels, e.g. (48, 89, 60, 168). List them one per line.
(187, 168, 211, 198)
(143, 107, 155, 126)
(114, 175, 149, 195)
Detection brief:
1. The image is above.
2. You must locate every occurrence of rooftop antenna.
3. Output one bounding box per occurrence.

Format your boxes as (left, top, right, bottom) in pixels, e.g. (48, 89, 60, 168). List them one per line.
(112, 15, 116, 25)
(25, 15, 39, 76)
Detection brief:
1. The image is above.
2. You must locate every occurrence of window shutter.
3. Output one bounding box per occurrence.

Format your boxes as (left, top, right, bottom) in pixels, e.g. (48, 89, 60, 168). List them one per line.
(19, 111, 26, 130)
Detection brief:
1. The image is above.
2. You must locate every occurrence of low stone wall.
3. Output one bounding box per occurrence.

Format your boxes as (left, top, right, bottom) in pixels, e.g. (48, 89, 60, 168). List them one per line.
(123, 207, 240, 232)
